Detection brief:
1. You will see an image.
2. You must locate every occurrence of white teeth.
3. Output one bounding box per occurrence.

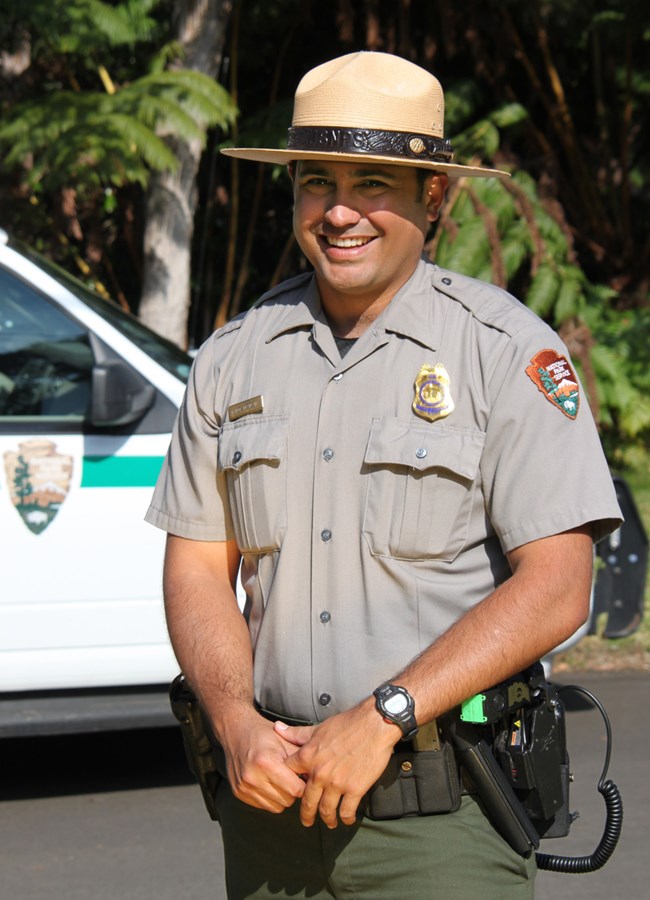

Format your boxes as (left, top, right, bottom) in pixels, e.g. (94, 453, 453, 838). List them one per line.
(326, 236, 371, 248)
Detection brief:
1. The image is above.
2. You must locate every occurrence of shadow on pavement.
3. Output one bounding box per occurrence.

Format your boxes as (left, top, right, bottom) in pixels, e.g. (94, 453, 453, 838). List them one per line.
(2, 726, 195, 800)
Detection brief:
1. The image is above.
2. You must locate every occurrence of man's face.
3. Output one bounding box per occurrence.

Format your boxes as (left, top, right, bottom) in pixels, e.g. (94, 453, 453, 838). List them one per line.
(292, 161, 446, 310)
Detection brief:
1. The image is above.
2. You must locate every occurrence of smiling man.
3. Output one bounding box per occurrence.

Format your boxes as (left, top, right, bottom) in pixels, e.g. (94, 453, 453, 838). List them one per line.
(146, 52, 622, 899)
(290, 162, 447, 328)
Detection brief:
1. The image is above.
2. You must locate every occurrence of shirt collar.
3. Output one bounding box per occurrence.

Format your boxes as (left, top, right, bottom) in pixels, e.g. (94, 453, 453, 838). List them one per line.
(264, 275, 322, 343)
(378, 257, 441, 351)
(264, 257, 443, 352)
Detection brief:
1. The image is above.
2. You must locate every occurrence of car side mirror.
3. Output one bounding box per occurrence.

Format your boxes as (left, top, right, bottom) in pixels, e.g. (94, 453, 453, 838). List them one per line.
(90, 359, 155, 426)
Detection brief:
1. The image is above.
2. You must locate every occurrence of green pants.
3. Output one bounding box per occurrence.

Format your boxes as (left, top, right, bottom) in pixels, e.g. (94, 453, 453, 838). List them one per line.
(216, 785, 536, 899)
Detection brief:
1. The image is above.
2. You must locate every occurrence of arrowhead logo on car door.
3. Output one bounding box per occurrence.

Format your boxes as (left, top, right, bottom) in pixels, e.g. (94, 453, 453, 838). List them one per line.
(3, 440, 73, 534)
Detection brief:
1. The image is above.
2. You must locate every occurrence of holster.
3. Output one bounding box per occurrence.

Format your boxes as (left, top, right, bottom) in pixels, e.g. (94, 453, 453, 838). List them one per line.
(169, 674, 225, 821)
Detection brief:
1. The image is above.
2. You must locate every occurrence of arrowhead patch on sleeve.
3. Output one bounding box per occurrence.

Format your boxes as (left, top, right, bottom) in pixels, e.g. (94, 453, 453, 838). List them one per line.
(525, 349, 580, 419)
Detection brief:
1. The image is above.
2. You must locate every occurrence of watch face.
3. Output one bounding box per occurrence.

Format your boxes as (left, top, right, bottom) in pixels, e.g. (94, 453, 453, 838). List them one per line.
(384, 692, 409, 715)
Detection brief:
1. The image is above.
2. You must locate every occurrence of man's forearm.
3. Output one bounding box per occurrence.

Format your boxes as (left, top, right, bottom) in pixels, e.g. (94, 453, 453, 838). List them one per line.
(392, 526, 593, 724)
(163, 534, 254, 737)
(163, 535, 307, 812)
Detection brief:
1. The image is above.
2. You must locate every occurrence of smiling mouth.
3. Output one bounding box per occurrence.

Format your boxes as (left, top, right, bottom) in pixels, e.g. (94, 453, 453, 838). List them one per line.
(324, 236, 374, 248)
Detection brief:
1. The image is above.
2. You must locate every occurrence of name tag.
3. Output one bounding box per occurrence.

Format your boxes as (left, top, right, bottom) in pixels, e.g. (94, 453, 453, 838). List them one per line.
(228, 395, 264, 421)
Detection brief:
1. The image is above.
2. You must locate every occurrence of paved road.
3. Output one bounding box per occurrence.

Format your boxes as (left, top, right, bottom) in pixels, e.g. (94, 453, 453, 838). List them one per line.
(1, 671, 646, 899)
(535, 671, 647, 900)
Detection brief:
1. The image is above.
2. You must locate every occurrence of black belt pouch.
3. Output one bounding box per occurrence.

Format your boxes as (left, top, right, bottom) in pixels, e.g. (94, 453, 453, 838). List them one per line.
(364, 742, 461, 820)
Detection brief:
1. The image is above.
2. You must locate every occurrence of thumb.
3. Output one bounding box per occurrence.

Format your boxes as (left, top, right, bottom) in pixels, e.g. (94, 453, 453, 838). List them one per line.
(274, 721, 314, 746)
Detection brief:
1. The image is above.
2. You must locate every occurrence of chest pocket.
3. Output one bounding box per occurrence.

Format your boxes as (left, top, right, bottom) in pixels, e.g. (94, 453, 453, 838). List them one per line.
(362, 417, 485, 562)
(218, 416, 289, 552)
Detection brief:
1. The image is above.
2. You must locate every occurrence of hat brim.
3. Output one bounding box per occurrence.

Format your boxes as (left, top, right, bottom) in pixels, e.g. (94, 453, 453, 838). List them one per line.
(221, 147, 510, 180)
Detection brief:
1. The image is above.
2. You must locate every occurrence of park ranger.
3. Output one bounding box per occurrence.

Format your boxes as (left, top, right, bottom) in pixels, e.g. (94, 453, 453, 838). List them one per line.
(146, 52, 622, 898)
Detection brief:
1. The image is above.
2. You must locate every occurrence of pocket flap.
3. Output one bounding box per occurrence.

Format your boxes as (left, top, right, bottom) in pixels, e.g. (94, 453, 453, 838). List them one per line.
(218, 417, 288, 472)
(364, 417, 484, 480)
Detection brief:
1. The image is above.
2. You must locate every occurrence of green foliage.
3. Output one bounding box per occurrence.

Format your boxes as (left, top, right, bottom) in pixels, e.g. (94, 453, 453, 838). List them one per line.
(433, 88, 650, 463)
(526, 266, 560, 318)
(2, 0, 160, 57)
(0, 1, 237, 196)
(586, 302, 650, 463)
(436, 217, 491, 278)
(442, 79, 482, 133)
(500, 220, 532, 281)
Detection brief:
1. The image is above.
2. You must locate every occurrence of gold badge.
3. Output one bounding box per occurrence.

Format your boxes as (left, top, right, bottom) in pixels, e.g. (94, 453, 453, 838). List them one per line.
(228, 395, 264, 422)
(413, 364, 454, 422)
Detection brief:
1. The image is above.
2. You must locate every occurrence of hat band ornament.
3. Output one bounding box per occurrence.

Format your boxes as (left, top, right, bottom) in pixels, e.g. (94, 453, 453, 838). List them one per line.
(287, 126, 454, 163)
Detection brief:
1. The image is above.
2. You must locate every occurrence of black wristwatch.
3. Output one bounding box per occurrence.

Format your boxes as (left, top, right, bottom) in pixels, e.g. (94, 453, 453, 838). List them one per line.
(373, 683, 418, 740)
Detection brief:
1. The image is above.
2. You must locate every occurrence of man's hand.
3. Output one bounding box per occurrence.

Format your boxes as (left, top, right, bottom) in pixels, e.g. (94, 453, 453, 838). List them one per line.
(274, 699, 401, 828)
(221, 711, 307, 814)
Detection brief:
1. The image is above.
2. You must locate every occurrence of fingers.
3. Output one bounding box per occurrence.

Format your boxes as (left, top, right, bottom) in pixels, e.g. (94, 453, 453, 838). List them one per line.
(299, 781, 336, 828)
(338, 792, 363, 826)
(231, 763, 305, 813)
(274, 721, 315, 747)
(275, 707, 394, 828)
(297, 780, 362, 828)
(234, 779, 299, 813)
(225, 728, 307, 814)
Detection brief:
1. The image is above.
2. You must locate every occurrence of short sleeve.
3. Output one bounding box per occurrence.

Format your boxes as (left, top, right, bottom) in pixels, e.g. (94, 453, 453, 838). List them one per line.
(481, 325, 622, 553)
(145, 339, 234, 541)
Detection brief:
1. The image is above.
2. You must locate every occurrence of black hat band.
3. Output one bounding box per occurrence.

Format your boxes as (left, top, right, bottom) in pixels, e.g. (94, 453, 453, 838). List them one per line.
(287, 126, 453, 162)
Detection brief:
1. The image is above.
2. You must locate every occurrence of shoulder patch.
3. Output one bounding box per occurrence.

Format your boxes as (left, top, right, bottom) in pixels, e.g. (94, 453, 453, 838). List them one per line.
(525, 349, 580, 419)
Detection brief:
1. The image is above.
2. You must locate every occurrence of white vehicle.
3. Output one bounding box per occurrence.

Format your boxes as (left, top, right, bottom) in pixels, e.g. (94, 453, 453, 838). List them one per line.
(0, 231, 190, 736)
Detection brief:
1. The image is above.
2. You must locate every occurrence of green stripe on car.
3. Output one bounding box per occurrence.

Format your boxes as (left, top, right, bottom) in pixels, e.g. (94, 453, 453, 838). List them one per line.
(81, 456, 164, 487)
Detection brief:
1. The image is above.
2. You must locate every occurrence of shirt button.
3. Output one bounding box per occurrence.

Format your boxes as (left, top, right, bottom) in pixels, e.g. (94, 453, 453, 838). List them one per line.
(442, 277, 452, 285)
(323, 448, 334, 461)
(415, 447, 427, 459)
(232, 451, 242, 464)
(333, 373, 343, 382)
(321, 529, 332, 542)
(318, 693, 331, 707)
(320, 611, 331, 623)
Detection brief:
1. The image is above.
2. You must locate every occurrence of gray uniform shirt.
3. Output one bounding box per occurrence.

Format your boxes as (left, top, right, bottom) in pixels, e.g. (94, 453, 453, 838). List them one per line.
(146, 258, 622, 721)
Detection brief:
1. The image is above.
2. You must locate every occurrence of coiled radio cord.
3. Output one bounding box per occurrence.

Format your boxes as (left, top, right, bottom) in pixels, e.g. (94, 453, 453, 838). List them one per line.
(536, 684, 623, 873)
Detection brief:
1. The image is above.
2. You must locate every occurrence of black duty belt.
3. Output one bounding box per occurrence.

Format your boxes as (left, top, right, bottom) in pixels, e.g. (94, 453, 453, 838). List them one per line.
(255, 702, 313, 728)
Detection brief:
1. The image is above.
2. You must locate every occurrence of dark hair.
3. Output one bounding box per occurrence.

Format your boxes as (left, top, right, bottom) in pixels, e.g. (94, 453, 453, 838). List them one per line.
(416, 168, 435, 197)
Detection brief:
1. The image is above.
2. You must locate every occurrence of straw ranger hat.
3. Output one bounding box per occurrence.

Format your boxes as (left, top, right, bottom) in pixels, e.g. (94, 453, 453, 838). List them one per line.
(221, 51, 509, 179)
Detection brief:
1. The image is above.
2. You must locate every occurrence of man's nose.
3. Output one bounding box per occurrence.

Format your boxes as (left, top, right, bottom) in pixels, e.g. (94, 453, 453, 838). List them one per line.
(324, 198, 362, 228)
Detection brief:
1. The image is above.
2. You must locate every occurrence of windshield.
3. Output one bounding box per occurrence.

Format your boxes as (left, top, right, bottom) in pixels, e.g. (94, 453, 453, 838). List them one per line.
(17, 245, 192, 383)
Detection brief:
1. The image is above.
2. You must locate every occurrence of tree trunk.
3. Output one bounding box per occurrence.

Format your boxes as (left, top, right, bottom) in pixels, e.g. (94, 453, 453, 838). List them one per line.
(138, 0, 232, 348)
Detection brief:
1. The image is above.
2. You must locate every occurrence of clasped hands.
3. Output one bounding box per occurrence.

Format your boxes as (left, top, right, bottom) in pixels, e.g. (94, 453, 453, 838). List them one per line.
(224, 701, 400, 829)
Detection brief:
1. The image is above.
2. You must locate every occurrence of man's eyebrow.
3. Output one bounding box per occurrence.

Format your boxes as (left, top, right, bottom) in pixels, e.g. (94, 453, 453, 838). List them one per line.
(352, 167, 400, 180)
(297, 164, 330, 177)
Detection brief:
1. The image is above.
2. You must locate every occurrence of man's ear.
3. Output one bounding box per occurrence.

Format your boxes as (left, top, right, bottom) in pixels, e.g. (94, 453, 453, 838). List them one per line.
(425, 174, 449, 222)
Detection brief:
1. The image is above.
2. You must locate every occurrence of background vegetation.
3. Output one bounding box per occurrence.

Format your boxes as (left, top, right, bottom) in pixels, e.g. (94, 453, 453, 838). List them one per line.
(1, 1, 649, 667)
(2, 0, 649, 462)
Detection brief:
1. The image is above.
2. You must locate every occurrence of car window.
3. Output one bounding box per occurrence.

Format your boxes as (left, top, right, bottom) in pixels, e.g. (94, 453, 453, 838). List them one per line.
(0, 267, 93, 420)
(16, 246, 191, 383)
